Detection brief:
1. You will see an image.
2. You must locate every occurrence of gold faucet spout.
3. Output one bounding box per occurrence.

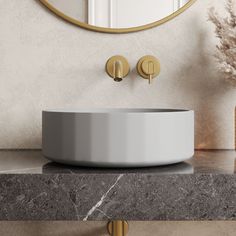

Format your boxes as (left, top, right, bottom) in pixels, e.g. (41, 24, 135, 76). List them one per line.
(114, 60, 123, 82)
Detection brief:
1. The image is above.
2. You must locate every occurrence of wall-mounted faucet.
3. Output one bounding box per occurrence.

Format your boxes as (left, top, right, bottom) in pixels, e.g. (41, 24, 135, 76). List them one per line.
(106, 56, 130, 82)
(106, 55, 160, 84)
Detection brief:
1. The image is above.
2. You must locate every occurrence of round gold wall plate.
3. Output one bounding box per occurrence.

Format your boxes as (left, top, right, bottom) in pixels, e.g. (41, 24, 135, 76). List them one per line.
(106, 55, 130, 81)
(137, 55, 161, 80)
(39, 0, 197, 34)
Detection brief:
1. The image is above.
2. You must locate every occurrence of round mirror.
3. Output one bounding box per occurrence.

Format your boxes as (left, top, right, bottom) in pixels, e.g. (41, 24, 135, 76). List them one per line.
(39, 0, 196, 33)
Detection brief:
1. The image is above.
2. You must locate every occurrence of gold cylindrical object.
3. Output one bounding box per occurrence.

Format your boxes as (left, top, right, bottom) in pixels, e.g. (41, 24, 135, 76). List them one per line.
(107, 220, 129, 236)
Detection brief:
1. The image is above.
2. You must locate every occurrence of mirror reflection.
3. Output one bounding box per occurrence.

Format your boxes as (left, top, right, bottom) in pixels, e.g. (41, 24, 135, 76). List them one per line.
(47, 0, 191, 29)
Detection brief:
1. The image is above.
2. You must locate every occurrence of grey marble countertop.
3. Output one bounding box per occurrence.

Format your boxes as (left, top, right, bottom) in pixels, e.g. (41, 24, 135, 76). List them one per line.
(0, 150, 235, 221)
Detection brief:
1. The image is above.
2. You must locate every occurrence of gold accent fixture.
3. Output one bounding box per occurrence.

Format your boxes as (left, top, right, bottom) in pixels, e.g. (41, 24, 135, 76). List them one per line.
(106, 56, 130, 82)
(107, 221, 129, 236)
(235, 106, 236, 150)
(137, 55, 160, 84)
(38, 0, 197, 34)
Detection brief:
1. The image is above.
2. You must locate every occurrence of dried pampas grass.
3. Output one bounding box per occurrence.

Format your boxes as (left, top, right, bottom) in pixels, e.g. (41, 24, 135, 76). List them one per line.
(209, 0, 236, 85)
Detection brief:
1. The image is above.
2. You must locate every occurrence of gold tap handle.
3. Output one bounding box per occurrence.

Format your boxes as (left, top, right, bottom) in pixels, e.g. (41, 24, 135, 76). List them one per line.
(148, 61, 154, 85)
(149, 74, 152, 84)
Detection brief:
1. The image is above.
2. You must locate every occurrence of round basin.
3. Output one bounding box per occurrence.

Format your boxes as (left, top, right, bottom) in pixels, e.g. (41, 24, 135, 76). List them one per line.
(42, 109, 194, 167)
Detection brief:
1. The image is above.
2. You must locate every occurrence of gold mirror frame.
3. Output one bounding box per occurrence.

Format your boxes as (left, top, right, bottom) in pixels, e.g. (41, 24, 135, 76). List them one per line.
(39, 0, 197, 34)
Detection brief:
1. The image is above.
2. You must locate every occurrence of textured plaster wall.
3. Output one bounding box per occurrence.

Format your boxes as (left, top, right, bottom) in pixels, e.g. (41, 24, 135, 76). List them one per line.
(0, 0, 236, 149)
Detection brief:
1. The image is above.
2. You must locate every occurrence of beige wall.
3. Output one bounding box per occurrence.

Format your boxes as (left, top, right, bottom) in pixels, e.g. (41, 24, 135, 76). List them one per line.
(0, 221, 236, 236)
(0, 0, 235, 150)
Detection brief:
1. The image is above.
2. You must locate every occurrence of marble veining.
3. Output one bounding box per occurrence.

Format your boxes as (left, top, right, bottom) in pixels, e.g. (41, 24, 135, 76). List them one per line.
(0, 150, 235, 221)
(83, 174, 124, 221)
